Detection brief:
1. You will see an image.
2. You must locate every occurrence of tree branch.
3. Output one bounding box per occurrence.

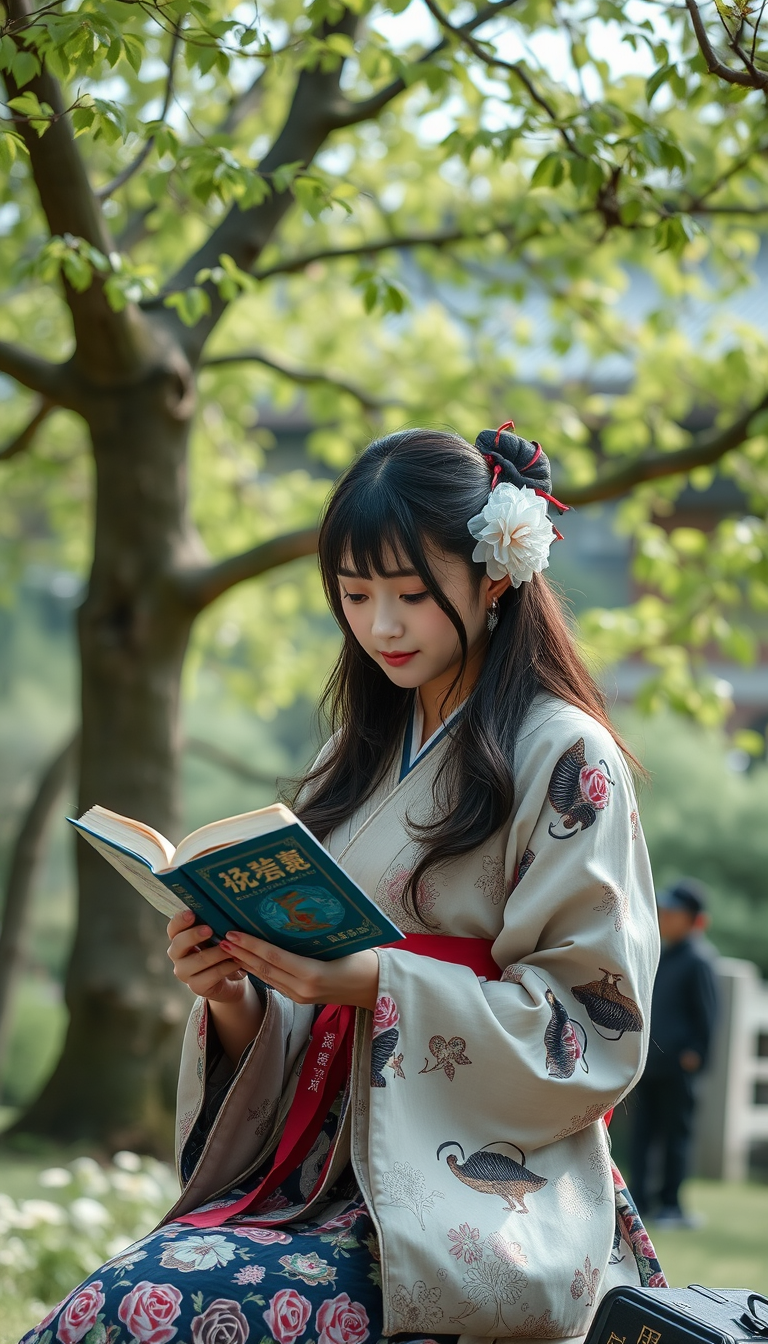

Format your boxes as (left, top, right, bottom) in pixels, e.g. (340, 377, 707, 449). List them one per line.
(0, 397, 53, 460)
(0, 339, 75, 403)
(177, 527, 320, 611)
(334, 0, 524, 126)
(559, 391, 768, 506)
(201, 348, 399, 411)
(156, 0, 524, 363)
(4, 0, 149, 378)
(253, 219, 540, 280)
(95, 28, 180, 201)
(420, 0, 577, 153)
(685, 0, 768, 88)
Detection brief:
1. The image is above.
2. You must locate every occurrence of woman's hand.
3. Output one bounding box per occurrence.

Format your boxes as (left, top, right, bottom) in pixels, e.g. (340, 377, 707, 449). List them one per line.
(219, 931, 380, 1012)
(166, 909, 249, 1003)
(167, 910, 265, 1065)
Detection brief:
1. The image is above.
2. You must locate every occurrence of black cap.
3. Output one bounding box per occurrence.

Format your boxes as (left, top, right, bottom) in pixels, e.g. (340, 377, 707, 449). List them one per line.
(656, 877, 708, 917)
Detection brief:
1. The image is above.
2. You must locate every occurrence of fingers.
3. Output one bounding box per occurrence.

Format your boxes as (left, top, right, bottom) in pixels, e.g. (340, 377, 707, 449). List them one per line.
(220, 932, 326, 1003)
(221, 933, 300, 976)
(167, 923, 214, 963)
(185, 961, 244, 997)
(167, 908, 196, 940)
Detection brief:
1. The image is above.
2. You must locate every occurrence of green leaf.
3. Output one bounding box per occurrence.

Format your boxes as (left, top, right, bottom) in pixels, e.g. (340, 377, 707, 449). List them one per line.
(531, 153, 567, 188)
(0, 35, 17, 72)
(272, 161, 304, 193)
(164, 286, 212, 326)
(646, 64, 674, 101)
(10, 47, 41, 85)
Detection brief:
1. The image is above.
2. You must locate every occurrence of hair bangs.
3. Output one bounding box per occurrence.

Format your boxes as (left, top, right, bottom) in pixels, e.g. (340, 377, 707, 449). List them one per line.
(320, 472, 436, 591)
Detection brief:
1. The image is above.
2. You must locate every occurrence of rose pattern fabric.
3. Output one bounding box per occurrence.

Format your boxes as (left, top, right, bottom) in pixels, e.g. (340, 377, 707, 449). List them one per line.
(56, 1282, 105, 1344)
(190, 1298, 249, 1344)
(579, 766, 610, 809)
(117, 1281, 183, 1344)
(233, 1227, 292, 1244)
(22, 1180, 663, 1344)
(372, 995, 398, 1038)
(262, 1288, 312, 1344)
(315, 1292, 370, 1344)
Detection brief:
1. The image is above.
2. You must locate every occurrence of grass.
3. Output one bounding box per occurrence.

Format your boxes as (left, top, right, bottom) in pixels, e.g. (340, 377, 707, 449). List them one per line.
(1, 1163, 766, 1344)
(649, 1178, 768, 1294)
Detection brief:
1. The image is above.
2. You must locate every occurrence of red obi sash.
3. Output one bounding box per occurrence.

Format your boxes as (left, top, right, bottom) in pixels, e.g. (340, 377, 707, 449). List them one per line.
(178, 934, 608, 1229)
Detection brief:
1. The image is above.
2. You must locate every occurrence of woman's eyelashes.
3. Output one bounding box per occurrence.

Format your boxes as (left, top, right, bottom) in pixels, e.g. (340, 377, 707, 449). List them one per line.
(342, 589, 429, 606)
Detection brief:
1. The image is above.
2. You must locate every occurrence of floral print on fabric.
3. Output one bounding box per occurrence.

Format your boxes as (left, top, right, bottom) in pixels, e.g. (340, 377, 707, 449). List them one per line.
(20, 1196, 404, 1344)
(56, 1283, 105, 1344)
(611, 1163, 667, 1288)
(547, 739, 615, 838)
(370, 995, 404, 1088)
(419, 1035, 472, 1082)
(191, 1298, 249, 1344)
(262, 1288, 312, 1344)
(450, 1231, 528, 1332)
(117, 1282, 183, 1344)
(315, 1292, 369, 1344)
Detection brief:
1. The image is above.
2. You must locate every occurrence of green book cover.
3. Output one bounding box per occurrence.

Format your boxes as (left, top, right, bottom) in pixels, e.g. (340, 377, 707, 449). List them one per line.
(70, 806, 404, 962)
(184, 823, 402, 960)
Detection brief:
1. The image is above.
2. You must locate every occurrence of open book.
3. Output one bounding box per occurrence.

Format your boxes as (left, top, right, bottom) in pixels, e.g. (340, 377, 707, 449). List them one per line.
(69, 803, 403, 961)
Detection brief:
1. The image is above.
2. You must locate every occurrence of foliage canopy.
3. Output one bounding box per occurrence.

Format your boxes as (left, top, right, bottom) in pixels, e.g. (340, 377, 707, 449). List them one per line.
(1, 0, 767, 723)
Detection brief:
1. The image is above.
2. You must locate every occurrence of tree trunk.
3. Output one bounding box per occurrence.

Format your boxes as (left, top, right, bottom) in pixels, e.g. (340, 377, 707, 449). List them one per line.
(0, 733, 78, 1092)
(14, 356, 202, 1155)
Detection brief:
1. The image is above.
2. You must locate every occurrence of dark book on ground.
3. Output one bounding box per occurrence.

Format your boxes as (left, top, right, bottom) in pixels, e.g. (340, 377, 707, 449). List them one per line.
(69, 803, 403, 961)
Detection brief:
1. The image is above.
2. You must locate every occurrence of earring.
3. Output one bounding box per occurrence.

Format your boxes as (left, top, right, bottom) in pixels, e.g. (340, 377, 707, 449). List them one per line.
(486, 599, 499, 634)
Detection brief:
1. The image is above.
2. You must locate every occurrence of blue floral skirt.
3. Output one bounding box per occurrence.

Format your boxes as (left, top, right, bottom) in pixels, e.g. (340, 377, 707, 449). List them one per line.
(20, 1163, 664, 1344)
(19, 1187, 458, 1344)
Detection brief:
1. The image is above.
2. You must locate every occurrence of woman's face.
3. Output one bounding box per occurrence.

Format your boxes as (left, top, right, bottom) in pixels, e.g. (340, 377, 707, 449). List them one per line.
(337, 546, 491, 692)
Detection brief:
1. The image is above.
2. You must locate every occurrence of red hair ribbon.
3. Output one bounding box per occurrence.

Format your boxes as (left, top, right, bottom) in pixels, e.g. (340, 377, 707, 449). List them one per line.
(523, 440, 570, 517)
(488, 425, 571, 520)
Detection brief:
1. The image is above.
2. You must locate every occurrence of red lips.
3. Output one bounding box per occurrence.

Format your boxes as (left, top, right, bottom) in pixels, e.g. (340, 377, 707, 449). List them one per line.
(380, 651, 417, 666)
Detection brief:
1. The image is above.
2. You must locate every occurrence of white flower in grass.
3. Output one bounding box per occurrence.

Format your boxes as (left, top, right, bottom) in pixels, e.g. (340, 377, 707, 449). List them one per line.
(39, 1167, 73, 1188)
(69, 1196, 112, 1229)
(70, 1157, 110, 1195)
(467, 484, 555, 587)
(19, 1199, 67, 1226)
(113, 1150, 142, 1172)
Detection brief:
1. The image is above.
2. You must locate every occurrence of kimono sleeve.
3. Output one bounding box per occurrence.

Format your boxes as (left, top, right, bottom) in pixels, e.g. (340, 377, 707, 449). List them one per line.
(374, 713, 660, 1153)
(173, 988, 314, 1208)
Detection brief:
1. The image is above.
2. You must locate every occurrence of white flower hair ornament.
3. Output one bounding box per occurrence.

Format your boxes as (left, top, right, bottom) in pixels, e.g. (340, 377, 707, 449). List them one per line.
(468, 421, 569, 589)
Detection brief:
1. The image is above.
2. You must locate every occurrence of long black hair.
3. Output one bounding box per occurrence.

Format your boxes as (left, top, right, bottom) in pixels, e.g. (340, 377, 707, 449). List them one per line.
(292, 427, 634, 921)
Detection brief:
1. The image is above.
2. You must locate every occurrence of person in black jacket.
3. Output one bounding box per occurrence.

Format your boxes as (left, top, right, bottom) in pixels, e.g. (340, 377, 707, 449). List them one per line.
(630, 877, 719, 1227)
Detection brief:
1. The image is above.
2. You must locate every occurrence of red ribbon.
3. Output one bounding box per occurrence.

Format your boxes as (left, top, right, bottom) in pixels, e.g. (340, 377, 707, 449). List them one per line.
(178, 934, 609, 1228)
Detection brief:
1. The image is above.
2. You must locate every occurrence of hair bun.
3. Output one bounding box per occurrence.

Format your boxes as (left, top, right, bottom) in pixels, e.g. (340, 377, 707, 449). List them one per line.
(475, 428, 552, 496)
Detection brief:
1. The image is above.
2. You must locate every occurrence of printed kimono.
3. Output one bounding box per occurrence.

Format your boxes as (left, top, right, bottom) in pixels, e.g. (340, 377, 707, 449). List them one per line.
(22, 694, 663, 1344)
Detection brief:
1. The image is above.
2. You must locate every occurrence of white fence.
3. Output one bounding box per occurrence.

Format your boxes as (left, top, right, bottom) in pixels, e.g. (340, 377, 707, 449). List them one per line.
(695, 958, 768, 1181)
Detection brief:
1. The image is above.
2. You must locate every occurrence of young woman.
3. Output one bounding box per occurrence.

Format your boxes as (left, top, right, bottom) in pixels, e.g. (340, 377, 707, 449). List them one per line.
(23, 427, 663, 1344)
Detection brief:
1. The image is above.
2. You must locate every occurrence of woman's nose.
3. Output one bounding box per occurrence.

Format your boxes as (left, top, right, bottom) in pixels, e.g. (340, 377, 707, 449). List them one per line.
(370, 601, 405, 639)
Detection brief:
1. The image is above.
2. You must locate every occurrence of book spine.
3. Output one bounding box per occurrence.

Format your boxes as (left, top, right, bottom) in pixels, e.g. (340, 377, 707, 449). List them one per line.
(154, 871, 232, 942)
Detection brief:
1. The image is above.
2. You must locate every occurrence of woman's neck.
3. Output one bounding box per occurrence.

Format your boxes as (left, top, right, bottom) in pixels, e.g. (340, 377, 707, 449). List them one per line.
(417, 642, 487, 745)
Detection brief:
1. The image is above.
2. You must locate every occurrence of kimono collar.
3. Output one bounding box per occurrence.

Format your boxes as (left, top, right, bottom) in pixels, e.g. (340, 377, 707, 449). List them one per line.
(400, 692, 466, 782)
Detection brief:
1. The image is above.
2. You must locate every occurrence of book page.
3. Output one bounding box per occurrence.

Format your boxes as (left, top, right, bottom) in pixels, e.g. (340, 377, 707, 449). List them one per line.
(75, 827, 186, 919)
(76, 805, 175, 870)
(173, 802, 295, 867)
